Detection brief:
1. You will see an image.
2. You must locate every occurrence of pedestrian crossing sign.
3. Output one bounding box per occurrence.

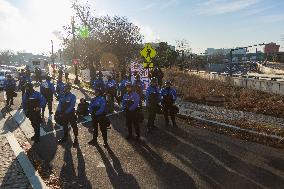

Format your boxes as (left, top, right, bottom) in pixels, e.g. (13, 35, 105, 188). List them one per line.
(140, 44, 156, 63)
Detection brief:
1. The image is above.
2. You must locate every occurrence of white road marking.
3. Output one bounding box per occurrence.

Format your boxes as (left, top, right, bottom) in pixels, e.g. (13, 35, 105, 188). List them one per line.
(3, 91, 7, 101)
(80, 111, 123, 124)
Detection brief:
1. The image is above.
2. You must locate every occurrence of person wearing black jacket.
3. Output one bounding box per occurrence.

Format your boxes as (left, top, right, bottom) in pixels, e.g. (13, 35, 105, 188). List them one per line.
(3, 74, 16, 106)
(145, 78, 161, 133)
(161, 81, 177, 127)
(22, 83, 46, 143)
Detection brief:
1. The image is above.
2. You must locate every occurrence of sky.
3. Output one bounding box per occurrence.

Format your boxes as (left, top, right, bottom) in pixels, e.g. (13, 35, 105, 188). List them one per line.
(0, 0, 284, 55)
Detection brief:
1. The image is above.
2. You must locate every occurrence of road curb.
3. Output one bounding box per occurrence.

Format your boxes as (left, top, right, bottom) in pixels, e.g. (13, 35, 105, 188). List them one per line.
(177, 107, 284, 141)
(0, 112, 49, 189)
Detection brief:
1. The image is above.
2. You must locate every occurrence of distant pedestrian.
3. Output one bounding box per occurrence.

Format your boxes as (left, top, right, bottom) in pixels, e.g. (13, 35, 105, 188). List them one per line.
(65, 70, 69, 83)
(3, 74, 16, 106)
(19, 73, 31, 97)
(55, 78, 65, 100)
(58, 68, 63, 81)
(40, 76, 55, 117)
(105, 75, 117, 113)
(35, 67, 42, 83)
(93, 72, 105, 92)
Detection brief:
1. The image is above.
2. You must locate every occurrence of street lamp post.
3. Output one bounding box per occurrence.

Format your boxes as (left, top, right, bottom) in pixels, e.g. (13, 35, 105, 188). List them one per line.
(72, 16, 80, 84)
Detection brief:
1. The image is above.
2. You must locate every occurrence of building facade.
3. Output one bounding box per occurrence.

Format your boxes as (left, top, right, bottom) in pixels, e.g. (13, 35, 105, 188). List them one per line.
(264, 43, 280, 54)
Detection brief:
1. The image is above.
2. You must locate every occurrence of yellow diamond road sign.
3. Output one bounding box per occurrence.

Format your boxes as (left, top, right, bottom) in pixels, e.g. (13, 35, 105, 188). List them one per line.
(140, 43, 156, 63)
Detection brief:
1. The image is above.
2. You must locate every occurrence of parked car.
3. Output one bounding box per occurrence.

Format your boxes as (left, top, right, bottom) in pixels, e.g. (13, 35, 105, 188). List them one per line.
(0, 69, 12, 89)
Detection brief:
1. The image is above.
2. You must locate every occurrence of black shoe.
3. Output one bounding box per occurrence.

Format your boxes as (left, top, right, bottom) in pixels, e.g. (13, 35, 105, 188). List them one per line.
(126, 135, 132, 140)
(72, 138, 78, 147)
(31, 135, 36, 141)
(58, 138, 67, 144)
(88, 139, 98, 145)
(103, 142, 109, 148)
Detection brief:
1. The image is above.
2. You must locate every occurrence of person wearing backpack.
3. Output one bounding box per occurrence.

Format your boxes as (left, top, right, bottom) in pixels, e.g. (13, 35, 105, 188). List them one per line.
(40, 76, 55, 117)
(76, 98, 89, 120)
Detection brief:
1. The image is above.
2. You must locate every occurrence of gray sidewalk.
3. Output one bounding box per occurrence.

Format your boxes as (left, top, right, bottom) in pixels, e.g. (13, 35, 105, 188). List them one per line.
(0, 136, 31, 189)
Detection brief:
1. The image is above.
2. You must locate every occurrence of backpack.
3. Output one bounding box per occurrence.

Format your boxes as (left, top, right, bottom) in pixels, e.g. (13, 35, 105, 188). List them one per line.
(41, 82, 53, 99)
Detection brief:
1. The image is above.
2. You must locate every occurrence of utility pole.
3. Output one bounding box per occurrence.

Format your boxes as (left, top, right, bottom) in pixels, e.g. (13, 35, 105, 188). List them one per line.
(51, 40, 55, 77)
(72, 16, 80, 84)
(229, 49, 233, 76)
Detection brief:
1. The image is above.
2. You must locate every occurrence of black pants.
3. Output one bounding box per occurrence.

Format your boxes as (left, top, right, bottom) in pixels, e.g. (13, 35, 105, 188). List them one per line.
(61, 112, 78, 139)
(147, 106, 158, 130)
(28, 112, 42, 140)
(42, 98, 53, 115)
(6, 91, 14, 105)
(163, 105, 176, 125)
(92, 115, 107, 143)
(126, 111, 140, 137)
(21, 88, 25, 98)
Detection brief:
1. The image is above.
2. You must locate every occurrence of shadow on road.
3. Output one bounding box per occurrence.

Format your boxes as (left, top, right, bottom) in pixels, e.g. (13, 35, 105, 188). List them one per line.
(95, 144, 141, 189)
(130, 140, 197, 189)
(146, 125, 284, 189)
(59, 142, 92, 189)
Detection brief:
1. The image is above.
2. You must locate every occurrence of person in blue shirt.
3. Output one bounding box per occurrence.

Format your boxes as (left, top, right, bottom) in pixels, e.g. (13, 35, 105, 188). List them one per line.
(40, 76, 56, 117)
(93, 74, 105, 93)
(145, 77, 161, 133)
(19, 73, 31, 97)
(122, 82, 141, 140)
(88, 87, 108, 147)
(105, 75, 117, 113)
(3, 74, 16, 106)
(56, 84, 78, 146)
(22, 83, 46, 143)
(118, 75, 129, 103)
(55, 78, 65, 100)
(132, 74, 144, 106)
(161, 81, 177, 127)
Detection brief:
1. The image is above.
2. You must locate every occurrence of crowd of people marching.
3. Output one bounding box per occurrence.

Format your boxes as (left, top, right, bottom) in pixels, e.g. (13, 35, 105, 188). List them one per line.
(2, 66, 179, 148)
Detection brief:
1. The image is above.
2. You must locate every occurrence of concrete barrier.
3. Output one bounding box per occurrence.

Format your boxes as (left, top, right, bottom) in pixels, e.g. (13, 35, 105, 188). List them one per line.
(188, 71, 284, 95)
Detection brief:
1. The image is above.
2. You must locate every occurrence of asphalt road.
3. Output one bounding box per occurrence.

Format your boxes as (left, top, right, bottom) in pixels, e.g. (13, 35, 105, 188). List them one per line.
(1, 85, 284, 189)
